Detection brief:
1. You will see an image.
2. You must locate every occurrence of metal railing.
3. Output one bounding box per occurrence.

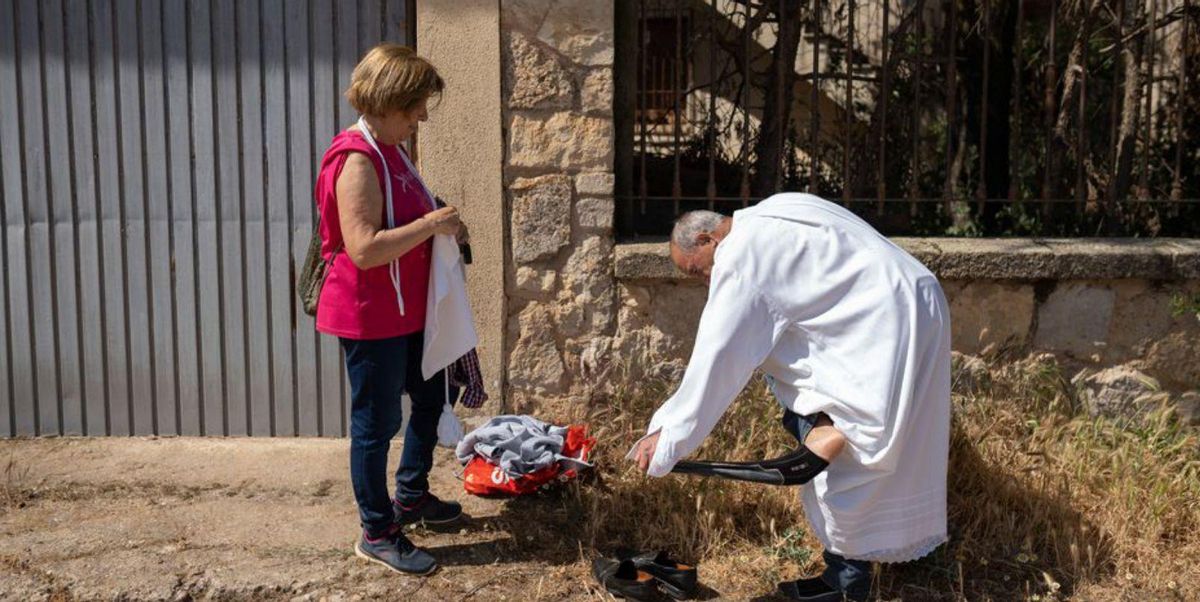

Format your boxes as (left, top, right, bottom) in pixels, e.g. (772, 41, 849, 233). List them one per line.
(615, 0, 1200, 238)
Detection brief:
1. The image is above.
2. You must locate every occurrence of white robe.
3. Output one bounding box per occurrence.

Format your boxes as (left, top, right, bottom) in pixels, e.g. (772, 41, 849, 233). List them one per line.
(636, 193, 951, 562)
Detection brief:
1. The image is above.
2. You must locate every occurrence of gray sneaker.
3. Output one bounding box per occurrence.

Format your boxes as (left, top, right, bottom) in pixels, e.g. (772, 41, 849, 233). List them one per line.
(354, 526, 437, 575)
(393, 493, 463, 526)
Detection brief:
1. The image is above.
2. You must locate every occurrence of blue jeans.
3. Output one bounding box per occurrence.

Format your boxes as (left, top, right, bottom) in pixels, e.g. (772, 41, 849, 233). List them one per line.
(341, 332, 459, 537)
(782, 409, 873, 601)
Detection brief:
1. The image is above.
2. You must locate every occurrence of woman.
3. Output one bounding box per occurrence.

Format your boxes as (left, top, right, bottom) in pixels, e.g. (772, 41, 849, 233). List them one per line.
(314, 43, 465, 576)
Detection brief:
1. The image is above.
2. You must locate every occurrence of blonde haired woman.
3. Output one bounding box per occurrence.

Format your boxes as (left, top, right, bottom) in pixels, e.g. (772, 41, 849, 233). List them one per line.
(313, 44, 466, 575)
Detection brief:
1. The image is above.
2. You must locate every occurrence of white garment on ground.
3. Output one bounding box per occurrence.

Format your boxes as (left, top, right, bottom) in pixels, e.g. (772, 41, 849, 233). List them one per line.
(632, 192, 951, 563)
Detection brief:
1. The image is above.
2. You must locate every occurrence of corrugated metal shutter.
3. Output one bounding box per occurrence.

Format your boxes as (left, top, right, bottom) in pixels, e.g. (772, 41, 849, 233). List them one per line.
(0, 0, 414, 436)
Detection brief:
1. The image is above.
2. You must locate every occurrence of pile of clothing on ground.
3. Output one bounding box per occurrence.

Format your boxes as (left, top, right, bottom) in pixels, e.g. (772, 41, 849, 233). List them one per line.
(455, 415, 595, 496)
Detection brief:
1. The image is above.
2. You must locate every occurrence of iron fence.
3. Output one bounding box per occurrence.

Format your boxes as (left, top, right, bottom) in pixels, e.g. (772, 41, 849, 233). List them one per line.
(615, 0, 1200, 238)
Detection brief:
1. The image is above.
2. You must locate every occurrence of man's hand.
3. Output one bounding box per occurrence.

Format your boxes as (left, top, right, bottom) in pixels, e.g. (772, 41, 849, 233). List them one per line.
(631, 431, 661, 474)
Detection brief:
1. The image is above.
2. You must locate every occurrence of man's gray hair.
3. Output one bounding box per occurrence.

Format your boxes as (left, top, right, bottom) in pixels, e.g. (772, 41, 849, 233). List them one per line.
(671, 210, 726, 252)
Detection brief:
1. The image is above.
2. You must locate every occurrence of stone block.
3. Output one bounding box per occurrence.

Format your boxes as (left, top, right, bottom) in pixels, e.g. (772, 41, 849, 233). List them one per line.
(508, 303, 567, 394)
(943, 281, 1035, 354)
(510, 174, 572, 264)
(575, 197, 614, 231)
(1143, 331, 1200, 390)
(509, 112, 613, 171)
(1105, 281, 1177, 358)
(614, 242, 688, 280)
(503, 0, 613, 66)
(554, 236, 616, 335)
(575, 172, 614, 196)
(611, 281, 708, 383)
(896, 238, 1187, 280)
(514, 266, 557, 298)
(503, 31, 574, 110)
(1035, 283, 1116, 358)
(581, 67, 613, 115)
(1073, 365, 1164, 422)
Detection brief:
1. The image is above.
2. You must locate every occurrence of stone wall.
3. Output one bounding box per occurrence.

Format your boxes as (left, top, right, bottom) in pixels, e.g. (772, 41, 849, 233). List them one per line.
(496, 3, 1200, 408)
(501, 1, 620, 409)
(614, 239, 1200, 394)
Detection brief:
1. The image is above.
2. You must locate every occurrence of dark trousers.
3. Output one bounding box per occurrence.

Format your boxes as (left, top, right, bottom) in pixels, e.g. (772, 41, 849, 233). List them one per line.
(341, 332, 459, 537)
(782, 409, 873, 600)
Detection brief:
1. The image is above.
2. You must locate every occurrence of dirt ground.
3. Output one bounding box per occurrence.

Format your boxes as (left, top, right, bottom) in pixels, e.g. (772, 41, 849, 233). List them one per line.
(0, 436, 775, 601)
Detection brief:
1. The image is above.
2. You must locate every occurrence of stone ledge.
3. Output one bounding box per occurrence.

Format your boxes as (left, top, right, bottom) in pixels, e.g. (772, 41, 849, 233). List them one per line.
(615, 238, 1200, 281)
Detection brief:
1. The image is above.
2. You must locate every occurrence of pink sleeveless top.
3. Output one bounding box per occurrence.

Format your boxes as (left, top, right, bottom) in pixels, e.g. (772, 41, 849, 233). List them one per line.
(314, 129, 433, 340)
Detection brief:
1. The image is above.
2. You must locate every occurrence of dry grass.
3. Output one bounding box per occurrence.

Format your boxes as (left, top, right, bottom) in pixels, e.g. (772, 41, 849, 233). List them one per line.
(1, 452, 32, 510)
(525, 353, 1200, 600)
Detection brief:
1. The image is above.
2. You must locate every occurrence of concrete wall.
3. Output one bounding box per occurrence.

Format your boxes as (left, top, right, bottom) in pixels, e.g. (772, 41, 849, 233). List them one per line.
(416, 0, 506, 403)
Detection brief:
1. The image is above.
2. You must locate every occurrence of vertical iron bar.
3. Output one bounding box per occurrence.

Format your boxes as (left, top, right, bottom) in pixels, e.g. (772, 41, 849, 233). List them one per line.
(1109, 0, 1123, 182)
(639, 0, 647, 216)
(1009, 0, 1024, 201)
(1042, 0, 1057, 208)
(776, 0, 788, 194)
(1138, 0, 1157, 199)
(1076, 4, 1090, 209)
(943, 0, 958, 215)
(809, 0, 821, 192)
(909, 0, 924, 215)
(740, 0, 751, 203)
(673, 0, 683, 213)
(977, 0, 990, 212)
(842, 0, 854, 205)
(707, 0, 717, 207)
(1173, 0, 1189, 201)
(877, 0, 890, 214)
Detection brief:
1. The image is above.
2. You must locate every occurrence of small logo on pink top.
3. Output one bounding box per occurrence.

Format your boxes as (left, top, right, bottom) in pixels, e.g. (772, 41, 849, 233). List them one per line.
(392, 171, 416, 193)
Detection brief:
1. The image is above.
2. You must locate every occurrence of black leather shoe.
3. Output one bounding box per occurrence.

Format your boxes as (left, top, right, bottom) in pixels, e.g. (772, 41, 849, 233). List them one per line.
(592, 557, 657, 601)
(777, 576, 844, 601)
(623, 550, 698, 600)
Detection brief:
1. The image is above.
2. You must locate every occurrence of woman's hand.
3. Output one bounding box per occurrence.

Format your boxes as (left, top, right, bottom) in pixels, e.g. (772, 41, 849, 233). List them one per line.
(422, 206, 462, 236)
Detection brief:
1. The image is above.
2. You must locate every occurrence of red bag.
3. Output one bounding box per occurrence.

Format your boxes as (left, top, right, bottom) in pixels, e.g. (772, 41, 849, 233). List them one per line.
(462, 424, 595, 496)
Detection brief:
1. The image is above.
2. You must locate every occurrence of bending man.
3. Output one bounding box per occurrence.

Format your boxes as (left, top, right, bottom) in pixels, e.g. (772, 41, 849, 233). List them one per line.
(629, 193, 951, 601)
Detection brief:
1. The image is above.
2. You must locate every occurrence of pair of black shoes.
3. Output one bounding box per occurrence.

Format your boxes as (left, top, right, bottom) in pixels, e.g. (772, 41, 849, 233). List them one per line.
(592, 550, 699, 601)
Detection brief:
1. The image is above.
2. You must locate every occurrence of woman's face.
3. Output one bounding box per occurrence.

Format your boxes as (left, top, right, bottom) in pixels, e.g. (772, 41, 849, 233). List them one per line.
(378, 96, 429, 145)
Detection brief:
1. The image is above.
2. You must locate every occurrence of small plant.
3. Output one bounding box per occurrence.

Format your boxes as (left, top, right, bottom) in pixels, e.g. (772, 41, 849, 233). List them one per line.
(770, 526, 813, 565)
(1169, 292, 1200, 322)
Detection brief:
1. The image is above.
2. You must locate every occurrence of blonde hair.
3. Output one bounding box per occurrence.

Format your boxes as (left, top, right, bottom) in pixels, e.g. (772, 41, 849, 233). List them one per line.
(345, 44, 444, 116)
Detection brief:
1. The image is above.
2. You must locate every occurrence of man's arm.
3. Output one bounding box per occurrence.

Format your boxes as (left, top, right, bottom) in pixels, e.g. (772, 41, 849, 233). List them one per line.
(632, 267, 785, 477)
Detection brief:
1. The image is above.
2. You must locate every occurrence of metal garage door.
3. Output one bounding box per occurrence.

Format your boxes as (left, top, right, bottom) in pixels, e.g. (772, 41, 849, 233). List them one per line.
(0, 0, 414, 436)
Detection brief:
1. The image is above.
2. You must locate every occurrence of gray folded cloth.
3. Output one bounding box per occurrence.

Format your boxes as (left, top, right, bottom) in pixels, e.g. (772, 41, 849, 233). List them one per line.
(456, 415, 592, 478)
